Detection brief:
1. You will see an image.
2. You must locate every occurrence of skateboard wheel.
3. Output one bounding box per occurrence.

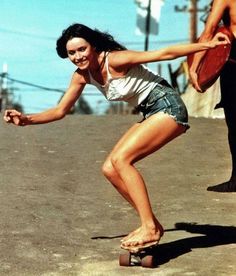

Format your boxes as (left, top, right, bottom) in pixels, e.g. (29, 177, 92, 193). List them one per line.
(141, 255, 154, 268)
(119, 253, 131, 266)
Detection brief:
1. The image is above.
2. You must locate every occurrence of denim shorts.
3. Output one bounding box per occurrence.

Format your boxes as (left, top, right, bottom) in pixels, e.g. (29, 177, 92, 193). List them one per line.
(137, 80, 190, 130)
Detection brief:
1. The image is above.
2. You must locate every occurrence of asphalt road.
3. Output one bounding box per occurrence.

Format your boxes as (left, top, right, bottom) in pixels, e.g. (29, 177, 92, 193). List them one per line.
(0, 115, 235, 276)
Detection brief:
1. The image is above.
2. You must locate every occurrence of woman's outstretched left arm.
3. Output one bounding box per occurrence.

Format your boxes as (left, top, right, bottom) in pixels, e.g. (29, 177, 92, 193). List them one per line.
(110, 32, 230, 68)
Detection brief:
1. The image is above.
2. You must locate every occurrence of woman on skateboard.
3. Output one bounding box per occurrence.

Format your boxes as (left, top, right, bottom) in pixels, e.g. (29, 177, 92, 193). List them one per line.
(189, 0, 236, 192)
(3, 23, 229, 248)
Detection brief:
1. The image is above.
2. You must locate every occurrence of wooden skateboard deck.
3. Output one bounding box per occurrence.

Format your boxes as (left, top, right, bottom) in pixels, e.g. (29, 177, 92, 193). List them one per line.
(187, 26, 234, 91)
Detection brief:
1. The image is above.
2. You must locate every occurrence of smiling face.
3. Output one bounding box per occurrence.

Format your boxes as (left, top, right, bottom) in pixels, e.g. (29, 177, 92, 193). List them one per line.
(66, 37, 96, 70)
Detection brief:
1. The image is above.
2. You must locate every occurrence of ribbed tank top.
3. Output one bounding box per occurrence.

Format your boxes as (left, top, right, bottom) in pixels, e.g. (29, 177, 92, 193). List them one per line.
(88, 52, 163, 107)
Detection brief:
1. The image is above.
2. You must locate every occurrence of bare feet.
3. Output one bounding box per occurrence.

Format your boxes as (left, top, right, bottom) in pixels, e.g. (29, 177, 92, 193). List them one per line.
(121, 219, 164, 248)
(121, 227, 142, 243)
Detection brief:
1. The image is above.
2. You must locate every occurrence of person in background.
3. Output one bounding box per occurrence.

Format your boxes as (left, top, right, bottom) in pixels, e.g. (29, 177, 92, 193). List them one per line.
(189, 0, 236, 193)
(4, 23, 229, 248)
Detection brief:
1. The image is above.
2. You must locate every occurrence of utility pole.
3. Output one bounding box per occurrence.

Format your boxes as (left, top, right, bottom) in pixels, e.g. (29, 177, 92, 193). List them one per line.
(175, 0, 208, 42)
(0, 63, 8, 111)
(145, 0, 151, 50)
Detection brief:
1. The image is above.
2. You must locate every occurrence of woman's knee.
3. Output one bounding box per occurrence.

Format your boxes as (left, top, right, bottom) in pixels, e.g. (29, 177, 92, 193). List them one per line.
(110, 152, 130, 172)
(102, 158, 117, 179)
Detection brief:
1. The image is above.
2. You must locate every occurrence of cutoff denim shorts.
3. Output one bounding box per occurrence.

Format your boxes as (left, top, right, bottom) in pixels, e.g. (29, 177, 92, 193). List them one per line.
(137, 80, 190, 130)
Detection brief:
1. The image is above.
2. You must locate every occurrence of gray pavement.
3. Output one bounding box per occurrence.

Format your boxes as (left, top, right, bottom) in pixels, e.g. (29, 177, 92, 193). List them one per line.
(0, 115, 235, 276)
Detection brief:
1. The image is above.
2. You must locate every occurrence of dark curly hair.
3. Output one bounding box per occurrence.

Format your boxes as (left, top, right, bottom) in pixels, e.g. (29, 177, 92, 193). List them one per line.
(56, 23, 126, 58)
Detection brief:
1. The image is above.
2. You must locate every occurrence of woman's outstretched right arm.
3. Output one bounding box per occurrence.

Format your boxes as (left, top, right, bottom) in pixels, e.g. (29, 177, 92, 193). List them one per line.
(3, 72, 86, 126)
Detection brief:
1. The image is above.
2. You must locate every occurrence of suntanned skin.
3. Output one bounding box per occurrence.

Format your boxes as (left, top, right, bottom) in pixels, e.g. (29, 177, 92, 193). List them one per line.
(4, 32, 229, 247)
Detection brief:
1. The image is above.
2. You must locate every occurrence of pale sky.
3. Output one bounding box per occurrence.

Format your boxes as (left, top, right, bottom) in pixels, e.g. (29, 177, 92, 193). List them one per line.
(0, 0, 208, 113)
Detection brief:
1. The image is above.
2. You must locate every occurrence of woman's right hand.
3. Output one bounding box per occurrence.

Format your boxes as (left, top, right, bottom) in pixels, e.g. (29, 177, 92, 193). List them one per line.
(3, 109, 28, 126)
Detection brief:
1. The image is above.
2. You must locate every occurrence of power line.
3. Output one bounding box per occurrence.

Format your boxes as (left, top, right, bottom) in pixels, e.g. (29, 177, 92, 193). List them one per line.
(125, 38, 188, 46)
(0, 27, 188, 45)
(175, 0, 208, 42)
(0, 27, 55, 41)
(0, 73, 106, 97)
(2, 74, 65, 93)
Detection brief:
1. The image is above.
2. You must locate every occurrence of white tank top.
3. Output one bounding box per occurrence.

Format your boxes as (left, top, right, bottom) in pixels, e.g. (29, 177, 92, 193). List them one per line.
(88, 52, 163, 106)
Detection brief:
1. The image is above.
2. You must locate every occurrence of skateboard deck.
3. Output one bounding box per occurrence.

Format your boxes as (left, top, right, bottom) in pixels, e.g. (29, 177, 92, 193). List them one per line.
(187, 26, 234, 91)
(119, 242, 158, 268)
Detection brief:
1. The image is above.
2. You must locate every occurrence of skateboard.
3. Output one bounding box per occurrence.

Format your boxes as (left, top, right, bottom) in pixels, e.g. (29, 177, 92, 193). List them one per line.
(187, 26, 234, 91)
(119, 242, 158, 268)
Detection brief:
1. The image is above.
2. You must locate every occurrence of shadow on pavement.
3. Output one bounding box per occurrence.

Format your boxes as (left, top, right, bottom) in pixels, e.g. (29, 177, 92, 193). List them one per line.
(153, 222, 236, 267)
(92, 222, 236, 267)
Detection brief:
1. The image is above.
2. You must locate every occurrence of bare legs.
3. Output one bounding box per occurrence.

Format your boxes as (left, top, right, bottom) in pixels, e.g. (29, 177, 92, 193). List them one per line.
(207, 62, 236, 193)
(102, 113, 186, 247)
(207, 104, 236, 192)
